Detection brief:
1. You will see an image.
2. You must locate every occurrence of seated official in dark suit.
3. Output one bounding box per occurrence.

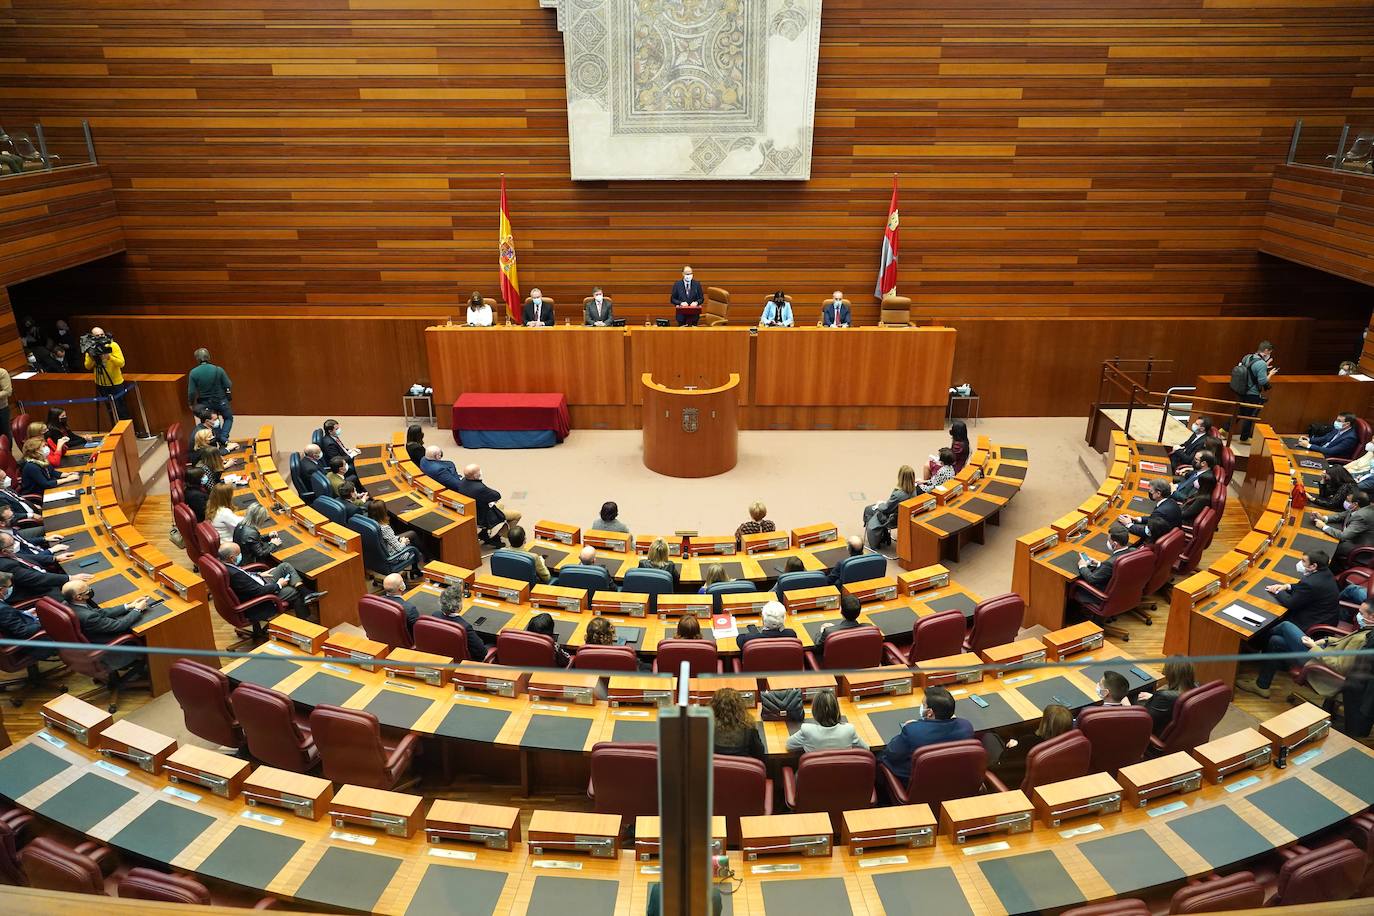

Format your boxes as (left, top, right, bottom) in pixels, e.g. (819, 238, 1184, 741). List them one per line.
(1169, 417, 1212, 470)
(879, 686, 974, 782)
(0, 532, 85, 602)
(1, 509, 68, 565)
(380, 573, 420, 632)
(1074, 523, 1132, 600)
(319, 418, 359, 478)
(735, 601, 797, 649)
(0, 571, 41, 641)
(0, 473, 43, 528)
(62, 579, 153, 670)
(297, 444, 325, 489)
(1237, 550, 1342, 699)
(434, 454, 515, 547)
(219, 542, 316, 620)
(1315, 490, 1374, 569)
(584, 288, 614, 326)
(438, 584, 488, 661)
(826, 536, 867, 586)
(1300, 413, 1359, 460)
(522, 288, 553, 327)
(336, 481, 367, 521)
(820, 290, 851, 328)
(815, 593, 876, 658)
(1120, 479, 1182, 541)
(1179, 471, 1215, 525)
(1172, 450, 1217, 501)
(670, 266, 704, 327)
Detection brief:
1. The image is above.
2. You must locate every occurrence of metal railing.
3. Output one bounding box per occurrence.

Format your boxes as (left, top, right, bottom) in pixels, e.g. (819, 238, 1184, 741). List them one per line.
(1287, 118, 1374, 175)
(1089, 358, 1255, 445)
(0, 119, 97, 177)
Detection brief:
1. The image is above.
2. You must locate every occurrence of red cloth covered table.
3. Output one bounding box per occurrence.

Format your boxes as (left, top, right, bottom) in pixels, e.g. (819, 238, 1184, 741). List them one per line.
(452, 393, 570, 441)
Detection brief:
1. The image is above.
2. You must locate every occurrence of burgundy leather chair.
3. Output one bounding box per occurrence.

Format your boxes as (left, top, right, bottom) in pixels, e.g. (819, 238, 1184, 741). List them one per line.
(412, 615, 474, 662)
(653, 638, 722, 674)
(230, 683, 319, 773)
(0, 622, 59, 706)
(193, 521, 222, 560)
(491, 630, 560, 667)
(883, 609, 965, 666)
(588, 742, 659, 822)
(0, 437, 18, 486)
(358, 595, 414, 650)
(117, 868, 211, 904)
(963, 594, 1024, 652)
(309, 705, 420, 791)
(1168, 872, 1264, 913)
(9, 414, 28, 447)
(1150, 680, 1231, 756)
(0, 810, 33, 886)
(1268, 838, 1366, 905)
(880, 738, 995, 807)
(33, 597, 147, 713)
(572, 645, 639, 672)
(169, 479, 186, 507)
(1076, 705, 1153, 774)
(173, 503, 201, 562)
(713, 755, 774, 844)
(1067, 547, 1154, 641)
(804, 625, 882, 671)
(992, 730, 1091, 793)
(1142, 528, 1188, 615)
(780, 749, 877, 831)
(1176, 508, 1218, 575)
(19, 837, 112, 895)
(199, 555, 285, 650)
(168, 659, 243, 751)
(734, 637, 804, 673)
(1061, 901, 1150, 916)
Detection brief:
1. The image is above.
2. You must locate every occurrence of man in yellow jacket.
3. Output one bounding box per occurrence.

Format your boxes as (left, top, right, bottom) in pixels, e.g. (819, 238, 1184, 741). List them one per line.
(82, 326, 128, 421)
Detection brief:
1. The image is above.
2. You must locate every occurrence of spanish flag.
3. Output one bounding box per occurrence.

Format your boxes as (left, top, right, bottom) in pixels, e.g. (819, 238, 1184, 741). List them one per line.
(499, 175, 520, 313)
(873, 175, 899, 300)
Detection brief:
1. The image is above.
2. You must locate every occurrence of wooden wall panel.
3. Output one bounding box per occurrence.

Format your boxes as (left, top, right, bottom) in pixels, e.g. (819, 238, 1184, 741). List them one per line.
(1259, 163, 1374, 286)
(628, 327, 751, 406)
(754, 327, 956, 407)
(0, 1, 1370, 332)
(942, 317, 1312, 417)
(0, 166, 124, 290)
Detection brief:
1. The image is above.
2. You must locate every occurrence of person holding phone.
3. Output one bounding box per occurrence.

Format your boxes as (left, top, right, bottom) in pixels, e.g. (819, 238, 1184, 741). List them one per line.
(879, 686, 973, 783)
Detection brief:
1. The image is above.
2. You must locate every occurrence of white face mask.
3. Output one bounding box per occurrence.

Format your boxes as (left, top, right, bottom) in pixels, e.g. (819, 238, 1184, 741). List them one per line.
(833, 297, 842, 305)
(1295, 560, 1310, 577)
(1340, 368, 1350, 376)
(1193, 422, 1204, 433)
(683, 276, 692, 284)
(1357, 611, 1371, 628)
(212, 418, 222, 429)
(594, 294, 602, 303)
(1, 476, 9, 489)
(39, 446, 50, 458)
(532, 297, 541, 305)
(1335, 420, 1349, 430)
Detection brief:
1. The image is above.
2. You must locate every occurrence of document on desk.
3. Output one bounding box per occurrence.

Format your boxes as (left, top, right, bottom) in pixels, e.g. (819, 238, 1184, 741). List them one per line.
(1220, 604, 1266, 629)
(44, 489, 79, 502)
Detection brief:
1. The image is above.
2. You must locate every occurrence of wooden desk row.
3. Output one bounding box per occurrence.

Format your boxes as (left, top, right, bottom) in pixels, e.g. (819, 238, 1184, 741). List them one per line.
(37, 420, 214, 695)
(12, 371, 194, 438)
(1164, 425, 1341, 686)
(3, 691, 1369, 914)
(896, 438, 1028, 571)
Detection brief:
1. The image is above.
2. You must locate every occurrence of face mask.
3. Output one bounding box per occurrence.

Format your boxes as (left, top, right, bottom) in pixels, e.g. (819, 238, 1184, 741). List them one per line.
(532, 297, 541, 305)
(1357, 611, 1370, 628)
(1193, 422, 1204, 433)
(833, 297, 842, 305)
(212, 418, 222, 429)
(683, 276, 692, 283)
(594, 294, 602, 303)
(1295, 560, 1309, 577)
(1335, 421, 1349, 430)
(332, 428, 340, 437)
(1340, 368, 1350, 376)
(1346, 502, 1358, 513)
(1097, 682, 1108, 699)
(1, 476, 9, 489)
(1, 587, 11, 601)
(40, 446, 50, 458)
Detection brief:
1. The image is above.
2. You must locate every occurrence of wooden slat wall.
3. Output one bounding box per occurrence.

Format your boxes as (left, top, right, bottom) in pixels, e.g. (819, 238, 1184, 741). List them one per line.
(1259, 163, 1374, 286)
(0, 0, 1371, 330)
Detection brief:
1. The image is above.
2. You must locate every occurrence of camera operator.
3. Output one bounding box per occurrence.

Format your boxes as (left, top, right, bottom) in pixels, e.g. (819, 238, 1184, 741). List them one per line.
(81, 326, 129, 421)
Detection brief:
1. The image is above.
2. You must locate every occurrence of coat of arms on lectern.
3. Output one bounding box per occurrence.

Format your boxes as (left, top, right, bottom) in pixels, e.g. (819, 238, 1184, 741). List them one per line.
(682, 408, 699, 433)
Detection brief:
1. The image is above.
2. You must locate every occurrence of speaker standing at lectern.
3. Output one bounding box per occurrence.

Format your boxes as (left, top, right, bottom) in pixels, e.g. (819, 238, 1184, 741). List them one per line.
(670, 265, 704, 326)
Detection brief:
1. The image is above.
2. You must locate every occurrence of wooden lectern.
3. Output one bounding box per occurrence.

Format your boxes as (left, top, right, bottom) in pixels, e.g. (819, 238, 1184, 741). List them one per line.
(641, 372, 740, 478)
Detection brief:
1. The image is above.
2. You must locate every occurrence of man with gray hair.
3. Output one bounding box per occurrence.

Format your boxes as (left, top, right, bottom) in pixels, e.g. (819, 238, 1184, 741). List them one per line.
(381, 572, 419, 631)
(452, 462, 517, 547)
(297, 443, 325, 494)
(736, 599, 798, 649)
(438, 584, 489, 661)
(187, 347, 233, 440)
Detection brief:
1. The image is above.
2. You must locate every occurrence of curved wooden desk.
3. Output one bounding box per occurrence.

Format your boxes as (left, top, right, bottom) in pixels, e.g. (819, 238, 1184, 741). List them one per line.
(640, 373, 739, 478)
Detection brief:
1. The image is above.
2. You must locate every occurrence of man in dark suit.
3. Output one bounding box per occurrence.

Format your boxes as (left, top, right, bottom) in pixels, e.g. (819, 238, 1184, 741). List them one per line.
(670, 266, 704, 326)
(879, 686, 974, 783)
(1121, 479, 1183, 542)
(827, 536, 866, 585)
(419, 445, 465, 491)
(1238, 549, 1341, 698)
(1075, 523, 1132, 596)
(1301, 413, 1359, 460)
(821, 290, 851, 328)
(584, 288, 614, 327)
(297, 445, 324, 488)
(319, 419, 358, 478)
(426, 453, 514, 546)
(219, 542, 314, 619)
(61, 579, 152, 671)
(816, 593, 875, 658)
(0, 475, 43, 529)
(1172, 451, 1217, 501)
(0, 572, 41, 641)
(0, 532, 86, 602)
(522, 288, 554, 327)
(736, 600, 798, 650)
(1, 509, 68, 566)
(381, 573, 420, 632)
(1169, 416, 1211, 470)
(438, 584, 491, 662)
(1317, 489, 1374, 569)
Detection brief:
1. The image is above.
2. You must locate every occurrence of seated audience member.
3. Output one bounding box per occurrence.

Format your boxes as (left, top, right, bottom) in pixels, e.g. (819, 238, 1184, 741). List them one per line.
(1315, 463, 1358, 509)
(736, 600, 797, 649)
(584, 287, 614, 326)
(1120, 479, 1182, 541)
(192, 427, 233, 484)
(1004, 704, 1072, 755)
(698, 563, 728, 594)
(1138, 659, 1197, 734)
(585, 615, 616, 646)
(826, 536, 866, 586)
(62, 580, 153, 670)
(880, 686, 974, 782)
(438, 585, 488, 661)
(0, 572, 41, 640)
(1074, 523, 1132, 599)
(734, 501, 776, 546)
(366, 499, 422, 577)
(325, 457, 349, 497)
(31, 341, 68, 373)
(319, 418, 359, 476)
(816, 593, 874, 657)
(1238, 588, 1364, 701)
(711, 687, 765, 760)
(1339, 360, 1358, 376)
(0, 533, 85, 602)
(465, 291, 493, 327)
(927, 421, 970, 478)
(380, 573, 420, 632)
(234, 503, 283, 566)
(523, 288, 553, 327)
(2, 508, 68, 564)
(1169, 416, 1212, 470)
(638, 537, 680, 585)
(820, 290, 850, 328)
(1172, 451, 1217, 501)
(1314, 490, 1374, 569)
(592, 500, 629, 534)
(404, 424, 426, 466)
(786, 688, 868, 754)
(0, 469, 42, 527)
(1095, 670, 1132, 707)
(219, 542, 315, 620)
(562, 545, 607, 580)
(419, 446, 463, 490)
(1288, 600, 1374, 706)
(526, 611, 572, 667)
(1262, 548, 1341, 630)
(864, 464, 918, 549)
(25, 421, 46, 444)
(505, 525, 551, 584)
(452, 460, 514, 547)
(297, 444, 325, 487)
(675, 612, 706, 640)
(1300, 413, 1359, 459)
(188, 405, 233, 453)
(19, 437, 78, 496)
(1349, 448, 1374, 496)
(1179, 472, 1216, 524)
(759, 290, 793, 327)
(782, 556, 805, 574)
(205, 482, 244, 543)
(917, 448, 957, 492)
(46, 406, 87, 453)
(336, 481, 367, 520)
(183, 468, 211, 522)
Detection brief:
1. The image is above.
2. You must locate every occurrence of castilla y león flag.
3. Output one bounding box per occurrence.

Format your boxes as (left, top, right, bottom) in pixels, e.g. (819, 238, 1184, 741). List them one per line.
(499, 175, 520, 313)
(873, 175, 899, 300)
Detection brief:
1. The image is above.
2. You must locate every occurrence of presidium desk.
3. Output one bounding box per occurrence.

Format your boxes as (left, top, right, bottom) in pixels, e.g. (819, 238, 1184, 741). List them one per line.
(424, 325, 956, 432)
(641, 373, 739, 478)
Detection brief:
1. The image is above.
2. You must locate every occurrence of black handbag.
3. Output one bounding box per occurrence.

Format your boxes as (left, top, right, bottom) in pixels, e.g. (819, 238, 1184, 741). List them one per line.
(760, 688, 803, 722)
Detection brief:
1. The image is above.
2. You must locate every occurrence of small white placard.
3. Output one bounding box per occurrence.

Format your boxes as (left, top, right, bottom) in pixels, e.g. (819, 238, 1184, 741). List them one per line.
(330, 831, 377, 846)
(1146, 800, 1188, 818)
(263, 644, 292, 656)
(1225, 775, 1261, 793)
(452, 692, 490, 704)
(640, 865, 662, 875)
(615, 710, 652, 718)
(94, 760, 128, 778)
(1003, 674, 1033, 685)
(531, 704, 568, 712)
(751, 863, 802, 874)
(45, 489, 79, 502)
(321, 663, 351, 675)
(12, 371, 35, 380)
(532, 860, 583, 870)
(949, 689, 968, 697)
(1293, 748, 1324, 766)
(856, 700, 893, 710)
(241, 810, 284, 826)
(36, 730, 66, 749)
(472, 598, 500, 608)
(858, 855, 909, 869)
(1059, 823, 1104, 839)
(962, 841, 1010, 856)
(1220, 604, 1265, 627)
(162, 785, 202, 803)
(428, 847, 478, 861)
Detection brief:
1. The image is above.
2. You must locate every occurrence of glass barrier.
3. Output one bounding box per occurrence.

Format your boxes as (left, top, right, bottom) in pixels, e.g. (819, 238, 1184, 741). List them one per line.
(1287, 118, 1374, 175)
(0, 119, 96, 178)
